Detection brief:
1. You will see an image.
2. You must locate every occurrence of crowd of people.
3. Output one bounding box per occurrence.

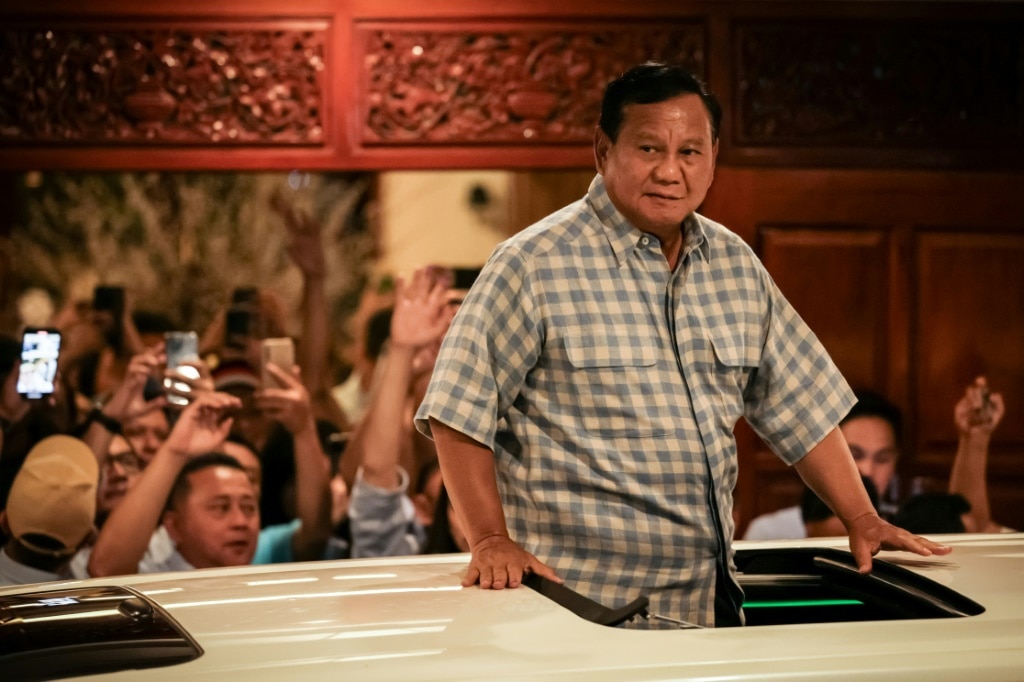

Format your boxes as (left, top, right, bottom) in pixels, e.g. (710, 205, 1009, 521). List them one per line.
(0, 189, 470, 586)
(0, 63, 1006, 632)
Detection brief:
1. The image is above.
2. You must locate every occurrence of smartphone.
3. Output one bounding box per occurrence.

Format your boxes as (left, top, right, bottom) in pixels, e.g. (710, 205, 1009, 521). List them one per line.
(93, 285, 125, 316)
(93, 285, 125, 350)
(260, 337, 294, 388)
(225, 307, 255, 350)
(232, 287, 259, 307)
(16, 328, 61, 400)
(164, 331, 200, 406)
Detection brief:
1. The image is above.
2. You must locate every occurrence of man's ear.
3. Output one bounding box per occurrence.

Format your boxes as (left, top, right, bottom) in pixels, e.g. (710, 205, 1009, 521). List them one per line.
(162, 510, 182, 544)
(593, 126, 612, 175)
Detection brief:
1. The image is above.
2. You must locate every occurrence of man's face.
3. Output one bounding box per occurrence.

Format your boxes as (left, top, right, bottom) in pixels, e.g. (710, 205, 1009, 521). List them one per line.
(96, 435, 142, 515)
(163, 466, 259, 569)
(595, 93, 718, 238)
(121, 407, 169, 465)
(841, 416, 899, 496)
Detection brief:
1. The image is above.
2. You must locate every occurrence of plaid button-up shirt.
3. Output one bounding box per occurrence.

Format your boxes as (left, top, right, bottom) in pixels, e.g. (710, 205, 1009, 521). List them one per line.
(416, 175, 854, 627)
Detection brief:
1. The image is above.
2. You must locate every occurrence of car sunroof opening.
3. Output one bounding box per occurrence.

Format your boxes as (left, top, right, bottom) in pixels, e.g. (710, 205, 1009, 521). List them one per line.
(735, 547, 985, 626)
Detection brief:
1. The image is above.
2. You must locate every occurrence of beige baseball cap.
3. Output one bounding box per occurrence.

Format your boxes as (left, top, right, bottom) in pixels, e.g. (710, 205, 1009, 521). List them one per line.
(6, 435, 98, 557)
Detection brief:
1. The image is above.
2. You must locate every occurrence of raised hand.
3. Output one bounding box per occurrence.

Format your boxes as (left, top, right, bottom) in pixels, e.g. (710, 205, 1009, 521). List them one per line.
(270, 189, 326, 279)
(954, 376, 1004, 435)
(102, 345, 167, 422)
(391, 267, 454, 352)
(163, 391, 241, 458)
(163, 357, 215, 406)
(255, 362, 315, 435)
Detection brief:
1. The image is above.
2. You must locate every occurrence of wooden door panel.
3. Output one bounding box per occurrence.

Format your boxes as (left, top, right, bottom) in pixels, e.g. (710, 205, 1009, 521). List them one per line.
(759, 226, 892, 391)
(914, 231, 1024, 530)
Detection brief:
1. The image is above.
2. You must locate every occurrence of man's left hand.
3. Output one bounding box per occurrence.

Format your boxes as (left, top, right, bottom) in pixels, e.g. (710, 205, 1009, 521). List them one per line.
(846, 513, 953, 574)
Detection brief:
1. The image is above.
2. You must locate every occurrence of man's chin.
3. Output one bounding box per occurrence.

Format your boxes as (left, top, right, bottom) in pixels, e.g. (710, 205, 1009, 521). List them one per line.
(221, 543, 256, 566)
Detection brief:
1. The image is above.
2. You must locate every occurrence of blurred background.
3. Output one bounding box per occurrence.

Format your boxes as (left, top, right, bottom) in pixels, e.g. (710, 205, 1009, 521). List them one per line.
(0, 0, 1021, 533)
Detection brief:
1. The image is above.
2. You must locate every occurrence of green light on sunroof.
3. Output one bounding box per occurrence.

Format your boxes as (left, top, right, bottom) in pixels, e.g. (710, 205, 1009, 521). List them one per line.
(744, 599, 863, 608)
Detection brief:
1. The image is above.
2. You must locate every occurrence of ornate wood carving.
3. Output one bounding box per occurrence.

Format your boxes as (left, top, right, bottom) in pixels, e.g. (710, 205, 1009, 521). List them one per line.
(358, 23, 705, 145)
(0, 23, 328, 145)
(735, 20, 1024, 149)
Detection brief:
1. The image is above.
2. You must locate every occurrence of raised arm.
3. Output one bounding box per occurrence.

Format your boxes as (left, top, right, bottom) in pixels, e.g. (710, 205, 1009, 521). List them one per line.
(950, 377, 1005, 533)
(795, 427, 951, 574)
(256, 362, 332, 562)
(81, 345, 166, 467)
(270, 192, 349, 431)
(87, 391, 239, 577)
(347, 268, 450, 488)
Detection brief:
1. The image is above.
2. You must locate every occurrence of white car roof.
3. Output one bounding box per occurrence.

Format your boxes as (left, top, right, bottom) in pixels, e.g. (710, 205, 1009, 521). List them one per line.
(3, 533, 1024, 680)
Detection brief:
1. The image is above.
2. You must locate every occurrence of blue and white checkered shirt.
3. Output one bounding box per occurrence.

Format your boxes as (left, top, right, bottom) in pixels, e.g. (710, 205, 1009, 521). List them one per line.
(415, 175, 854, 627)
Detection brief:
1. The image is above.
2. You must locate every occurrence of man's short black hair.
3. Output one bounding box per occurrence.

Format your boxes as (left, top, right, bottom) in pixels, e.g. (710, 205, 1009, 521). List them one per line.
(166, 452, 248, 512)
(843, 390, 903, 443)
(599, 62, 722, 142)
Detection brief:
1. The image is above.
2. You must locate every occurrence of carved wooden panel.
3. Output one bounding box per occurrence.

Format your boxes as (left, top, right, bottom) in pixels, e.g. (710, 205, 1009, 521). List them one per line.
(357, 22, 705, 145)
(734, 20, 1024, 151)
(759, 225, 892, 391)
(0, 22, 328, 146)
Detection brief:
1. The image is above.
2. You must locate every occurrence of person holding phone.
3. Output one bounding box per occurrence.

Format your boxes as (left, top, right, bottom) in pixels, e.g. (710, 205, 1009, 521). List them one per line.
(0, 333, 76, 512)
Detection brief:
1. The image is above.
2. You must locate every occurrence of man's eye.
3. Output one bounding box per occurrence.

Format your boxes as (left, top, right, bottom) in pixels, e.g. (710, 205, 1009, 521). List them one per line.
(850, 448, 865, 461)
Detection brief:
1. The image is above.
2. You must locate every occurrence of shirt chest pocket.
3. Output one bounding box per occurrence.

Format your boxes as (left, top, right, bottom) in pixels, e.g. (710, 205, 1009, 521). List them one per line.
(703, 326, 761, 419)
(564, 335, 672, 438)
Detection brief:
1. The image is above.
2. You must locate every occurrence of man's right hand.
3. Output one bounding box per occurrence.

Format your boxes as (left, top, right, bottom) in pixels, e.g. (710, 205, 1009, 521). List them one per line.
(102, 345, 167, 421)
(163, 391, 241, 459)
(464, 534, 562, 590)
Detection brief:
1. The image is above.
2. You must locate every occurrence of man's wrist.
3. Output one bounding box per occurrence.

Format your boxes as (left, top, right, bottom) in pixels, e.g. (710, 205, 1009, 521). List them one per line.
(87, 407, 122, 435)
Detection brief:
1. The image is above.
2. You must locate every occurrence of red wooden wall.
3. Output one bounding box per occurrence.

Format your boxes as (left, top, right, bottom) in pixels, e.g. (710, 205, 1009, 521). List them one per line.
(1, 0, 1022, 531)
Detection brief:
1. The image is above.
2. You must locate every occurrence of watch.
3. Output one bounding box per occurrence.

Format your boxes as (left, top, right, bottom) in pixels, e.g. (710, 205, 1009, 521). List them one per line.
(88, 407, 122, 435)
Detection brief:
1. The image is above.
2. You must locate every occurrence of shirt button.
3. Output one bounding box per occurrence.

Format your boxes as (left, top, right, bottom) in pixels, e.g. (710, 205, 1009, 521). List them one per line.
(640, 236, 650, 246)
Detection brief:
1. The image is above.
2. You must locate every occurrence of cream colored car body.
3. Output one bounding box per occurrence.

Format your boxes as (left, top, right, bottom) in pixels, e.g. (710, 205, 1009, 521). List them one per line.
(3, 533, 1023, 681)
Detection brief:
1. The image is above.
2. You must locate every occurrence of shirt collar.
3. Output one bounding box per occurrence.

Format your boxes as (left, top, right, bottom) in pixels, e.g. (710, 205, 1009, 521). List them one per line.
(587, 174, 711, 267)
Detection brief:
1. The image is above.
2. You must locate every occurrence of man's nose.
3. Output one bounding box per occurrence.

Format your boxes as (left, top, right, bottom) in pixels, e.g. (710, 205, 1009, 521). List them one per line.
(856, 458, 875, 480)
(143, 432, 161, 451)
(651, 153, 683, 182)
